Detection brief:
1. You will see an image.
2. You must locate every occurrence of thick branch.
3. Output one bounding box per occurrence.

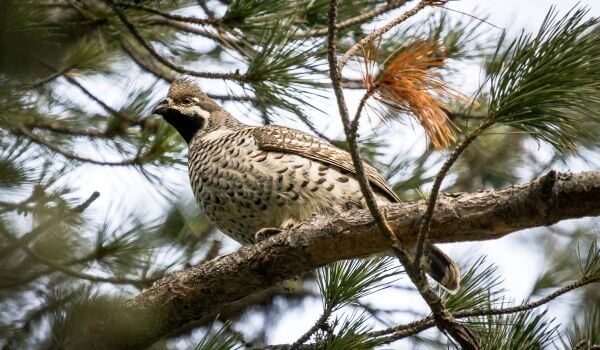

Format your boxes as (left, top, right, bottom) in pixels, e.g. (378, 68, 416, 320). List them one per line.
(94, 171, 600, 349)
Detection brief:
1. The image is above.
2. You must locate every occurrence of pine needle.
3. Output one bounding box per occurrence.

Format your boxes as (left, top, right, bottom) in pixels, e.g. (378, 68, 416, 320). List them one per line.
(361, 39, 459, 149)
(487, 7, 600, 154)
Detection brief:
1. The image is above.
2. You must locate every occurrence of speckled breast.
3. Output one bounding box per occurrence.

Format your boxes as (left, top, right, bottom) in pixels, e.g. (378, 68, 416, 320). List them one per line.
(187, 127, 377, 245)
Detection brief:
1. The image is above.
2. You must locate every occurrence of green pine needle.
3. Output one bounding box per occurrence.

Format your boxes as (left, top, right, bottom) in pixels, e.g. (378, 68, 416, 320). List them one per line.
(316, 257, 399, 311)
(194, 320, 244, 350)
(577, 240, 600, 278)
(385, 11, 491, 62)
(92, 214, 158, 273)
(224, 0, 303, 29)
(323, 311, 384, 350)
(244, 19, 326, 123)
(442, 256, 505, 312)
(245, 19, 324, 87)
(470, 309, 559, 350)
(562, 302, 600, 349)
(0, 155, 30, 189)
(487, 7, 600, 153)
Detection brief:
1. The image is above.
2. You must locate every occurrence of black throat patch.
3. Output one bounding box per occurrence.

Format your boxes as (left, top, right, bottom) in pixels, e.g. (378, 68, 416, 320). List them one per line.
(161, 109, 205, 143)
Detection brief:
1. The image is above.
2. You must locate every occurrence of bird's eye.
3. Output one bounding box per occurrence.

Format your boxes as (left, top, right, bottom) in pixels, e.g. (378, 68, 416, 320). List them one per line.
(182, 97, 194, 105)
(159, 99, 168, 105)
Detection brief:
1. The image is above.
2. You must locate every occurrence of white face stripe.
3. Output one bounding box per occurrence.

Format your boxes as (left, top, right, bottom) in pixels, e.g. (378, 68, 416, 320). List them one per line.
(188, 105, 210, 119)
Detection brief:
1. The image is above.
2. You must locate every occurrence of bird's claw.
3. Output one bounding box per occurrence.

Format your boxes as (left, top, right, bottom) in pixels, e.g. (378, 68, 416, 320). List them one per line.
(254, 227, 284, 242)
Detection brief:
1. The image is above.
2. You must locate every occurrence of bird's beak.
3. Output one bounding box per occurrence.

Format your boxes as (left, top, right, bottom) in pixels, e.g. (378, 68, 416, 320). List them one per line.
(153, 100, 171, 116)
(153, 106, 167, 116)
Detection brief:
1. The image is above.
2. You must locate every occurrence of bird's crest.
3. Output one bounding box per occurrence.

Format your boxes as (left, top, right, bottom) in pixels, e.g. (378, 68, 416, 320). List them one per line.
(168, 76, 204, 100)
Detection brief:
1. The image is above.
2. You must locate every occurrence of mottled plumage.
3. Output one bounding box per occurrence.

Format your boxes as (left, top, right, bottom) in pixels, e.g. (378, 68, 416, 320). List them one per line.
(253, 125, 400, 202)
(154, 77, 461, 293)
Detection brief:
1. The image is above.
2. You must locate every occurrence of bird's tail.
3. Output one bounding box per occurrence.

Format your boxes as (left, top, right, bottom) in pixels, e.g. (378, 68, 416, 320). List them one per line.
(422, 245, 461, 294)
(389, 244, 461, 293)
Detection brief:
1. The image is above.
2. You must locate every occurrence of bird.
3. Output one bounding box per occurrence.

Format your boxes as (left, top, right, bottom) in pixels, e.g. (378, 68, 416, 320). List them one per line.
(154, 77, 461, 293)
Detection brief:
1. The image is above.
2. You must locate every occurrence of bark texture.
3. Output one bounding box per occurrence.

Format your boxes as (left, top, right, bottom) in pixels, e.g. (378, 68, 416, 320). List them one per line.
(88, 170, 600, 349)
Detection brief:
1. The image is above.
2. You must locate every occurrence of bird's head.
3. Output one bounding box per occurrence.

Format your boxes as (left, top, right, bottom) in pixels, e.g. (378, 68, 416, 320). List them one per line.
(153, 77, 223, 143)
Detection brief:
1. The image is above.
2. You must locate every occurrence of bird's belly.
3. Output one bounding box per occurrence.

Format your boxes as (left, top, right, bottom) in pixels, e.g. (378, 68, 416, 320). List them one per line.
(188, 145, 374, 245)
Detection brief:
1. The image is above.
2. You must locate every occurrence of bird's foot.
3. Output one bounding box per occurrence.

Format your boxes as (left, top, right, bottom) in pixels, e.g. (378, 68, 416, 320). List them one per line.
(254, 227, 284, 242)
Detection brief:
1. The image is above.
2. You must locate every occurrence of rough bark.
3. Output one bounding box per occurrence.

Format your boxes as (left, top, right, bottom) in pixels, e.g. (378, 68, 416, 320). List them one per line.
(86, 170, 600, 349)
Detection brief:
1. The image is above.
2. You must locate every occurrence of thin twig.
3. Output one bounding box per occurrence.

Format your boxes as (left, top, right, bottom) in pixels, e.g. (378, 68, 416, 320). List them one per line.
(113, 1, 220, 26)
(370, 275, 600, 343)
(73, 191, 101, 212)
(311, 78, 366, 90)
(290, 310, 330, 349)
(457, 275, 599, 318)
(144, 16, 253, 57)
(296, 0, 410, 38)
(0, 225, 154, 287)
(121, 40, 175, 82)
(124, 39, 257, 103)
(26, 66, 71, 88)
(350, 88, 376, 135)
(327, 0, 396, 247)
(443, 108, 487, 121)
(196, 0, 215, 18)
(0, 190, 39, 215)
(326, 0, 478, 348)
(30, 57, 146, 128)
(339, 0, 446, 68)
(143, 16, 227, 42)
(0, 191, 100, 258)
(572, 339, 589, 350)
(106, 0, 247, 81)
(25, 119, 110, 138)
(412, 120, 493, 268)
(64, 74, 146, 126)
(122, 40, 256, 102)
(16, 126, 153, 166)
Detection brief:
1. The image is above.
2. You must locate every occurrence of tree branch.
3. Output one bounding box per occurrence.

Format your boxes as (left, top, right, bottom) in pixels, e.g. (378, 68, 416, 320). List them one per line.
(296, 0, 410, 38)
(105, 0, 248, 82)
(90, 170, 600, 349)
(121, 40, 255, 102)
(0, 191, 100, 258)
(413, 120, 493, 269)
(112, 1, 220, 26)
(329, 0, 477, 346)
(339, 0, 447, 68)
(371, 274, 600, 343)
(15, 126, 156, 166)
(290, 311, 330, 349)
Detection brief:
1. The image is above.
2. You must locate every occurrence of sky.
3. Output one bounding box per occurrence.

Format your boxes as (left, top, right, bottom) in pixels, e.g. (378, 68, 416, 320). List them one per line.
(59, 0, 600, 347)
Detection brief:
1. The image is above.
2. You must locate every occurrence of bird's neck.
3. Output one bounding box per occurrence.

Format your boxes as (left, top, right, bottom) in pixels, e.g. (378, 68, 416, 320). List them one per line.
(207, 110, 245, 131)
(190, 111, 245, 143)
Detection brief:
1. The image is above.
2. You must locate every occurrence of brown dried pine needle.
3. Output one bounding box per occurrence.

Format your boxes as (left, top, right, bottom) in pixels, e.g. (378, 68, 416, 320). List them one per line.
(361, 40, 458, 149)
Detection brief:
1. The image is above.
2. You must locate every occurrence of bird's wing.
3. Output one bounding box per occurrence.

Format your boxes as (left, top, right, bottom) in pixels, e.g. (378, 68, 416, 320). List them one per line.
(252, 125, 400, 203)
